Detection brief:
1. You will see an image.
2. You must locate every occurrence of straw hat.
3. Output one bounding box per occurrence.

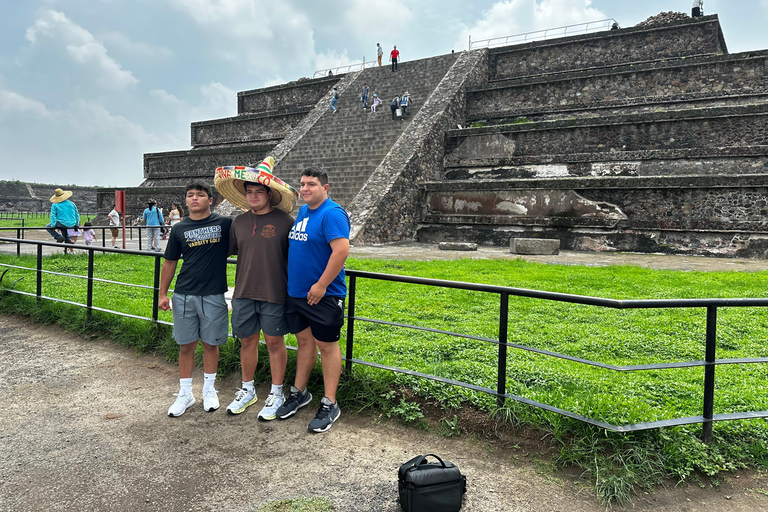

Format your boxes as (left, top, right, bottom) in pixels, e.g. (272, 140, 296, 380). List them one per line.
(50, 188, 73, 203)
(214, 157, 298, 213)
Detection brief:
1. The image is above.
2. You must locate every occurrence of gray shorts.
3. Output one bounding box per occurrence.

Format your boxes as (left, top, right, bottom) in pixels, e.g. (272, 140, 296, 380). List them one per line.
(231, 298, 288, 338)
(171, 293, 229, 346)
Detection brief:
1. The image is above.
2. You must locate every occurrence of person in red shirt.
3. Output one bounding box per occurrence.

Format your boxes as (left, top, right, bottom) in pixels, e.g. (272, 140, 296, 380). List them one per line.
(390, 45, 400, 72)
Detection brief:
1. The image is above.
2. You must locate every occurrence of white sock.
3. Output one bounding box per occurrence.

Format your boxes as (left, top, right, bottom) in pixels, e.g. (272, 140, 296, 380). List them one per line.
(203, 372, 217, 392)
(179, 378, 192, 396)
(270, 383, 284, 396)
(242, 380, 255, 392)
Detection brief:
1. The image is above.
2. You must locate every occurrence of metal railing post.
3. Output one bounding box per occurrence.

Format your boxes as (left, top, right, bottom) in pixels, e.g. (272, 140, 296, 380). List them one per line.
(345, 275, 356, 374)
(702, 306, 717, 443)
(86, 249, 94, 316)
(497, 292, 509, 409)
(152, 255, 161, 322)
(139, 227, 143, 251)
(16, 228, 20, 256)
(36, 244, 43, 302)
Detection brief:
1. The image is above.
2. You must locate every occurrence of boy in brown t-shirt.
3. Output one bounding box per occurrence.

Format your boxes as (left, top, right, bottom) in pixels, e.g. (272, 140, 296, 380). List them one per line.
(226, 181, 294, 419)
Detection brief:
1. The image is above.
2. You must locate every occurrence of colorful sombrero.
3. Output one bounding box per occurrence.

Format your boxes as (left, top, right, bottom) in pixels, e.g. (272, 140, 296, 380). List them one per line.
(214, 157, 298, 213)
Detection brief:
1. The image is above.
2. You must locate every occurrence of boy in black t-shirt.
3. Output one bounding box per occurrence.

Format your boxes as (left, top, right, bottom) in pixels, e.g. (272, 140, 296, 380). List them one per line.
(159, 181, 233, 417)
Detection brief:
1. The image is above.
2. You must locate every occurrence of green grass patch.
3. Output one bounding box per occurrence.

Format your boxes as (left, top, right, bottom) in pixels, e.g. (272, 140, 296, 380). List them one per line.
(253, 497, 333, 512)
(2, 252, 768, 504)
(0, 212, 99, 228)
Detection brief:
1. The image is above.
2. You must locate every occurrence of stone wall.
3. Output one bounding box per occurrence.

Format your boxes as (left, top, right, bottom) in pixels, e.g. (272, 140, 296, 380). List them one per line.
(238, 76, 340, 114)
(488, 15, 726, 80)
(0, 182, 101, 213)
(143, 143, 277, 185)
(191, 109, 309, 147)
(347, 49, 489, 243)
(420, 175, 768, 257)
(443, 149, 768, 181)
(95, 186, 231, 221)
(444, 105, 768, 169)
(469, 52, 768, 118)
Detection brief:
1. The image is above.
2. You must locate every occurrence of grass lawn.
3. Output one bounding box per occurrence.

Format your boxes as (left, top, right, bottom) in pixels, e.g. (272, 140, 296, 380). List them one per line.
(2, 251, 768, 504)
(0, 212, 99, 228)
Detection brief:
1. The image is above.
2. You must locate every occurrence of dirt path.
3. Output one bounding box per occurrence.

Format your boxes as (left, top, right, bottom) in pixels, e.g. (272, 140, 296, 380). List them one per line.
(2, 315, 768, 511)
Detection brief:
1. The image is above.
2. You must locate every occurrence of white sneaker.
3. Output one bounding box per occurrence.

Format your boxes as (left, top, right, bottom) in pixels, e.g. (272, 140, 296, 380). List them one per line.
(226, 387, 257, 415)
(168, 393, 195, 417)
(258, 392, 285, 421)
(203, 388, 219, 412)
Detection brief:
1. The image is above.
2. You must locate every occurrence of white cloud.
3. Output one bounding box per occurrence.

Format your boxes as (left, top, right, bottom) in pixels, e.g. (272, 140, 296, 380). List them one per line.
(165, 0, 316, 76)
(315, 49, 356, 72)
(0, 90, 178, 186)
(101, 31, 174, 60)
(0, 90, 51, 117)
(150, 88, 183, 105)
(262, 76, 287, 87)
(25, 10, 138, 89)
(343, 0, 414, 39)
(455, 0, 606, 50)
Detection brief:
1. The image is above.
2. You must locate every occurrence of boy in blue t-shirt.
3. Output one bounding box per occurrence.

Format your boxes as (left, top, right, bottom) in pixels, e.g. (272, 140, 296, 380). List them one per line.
(277, 168, 350, 433)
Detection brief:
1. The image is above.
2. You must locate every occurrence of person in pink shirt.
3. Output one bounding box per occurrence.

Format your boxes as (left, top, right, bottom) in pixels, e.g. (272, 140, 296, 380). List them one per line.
(370, 93, 381, 113)
(82, 222, 97, 246)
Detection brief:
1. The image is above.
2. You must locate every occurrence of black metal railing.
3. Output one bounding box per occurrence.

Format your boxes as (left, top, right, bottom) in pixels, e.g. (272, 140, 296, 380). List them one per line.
(1, 236, 767, 442)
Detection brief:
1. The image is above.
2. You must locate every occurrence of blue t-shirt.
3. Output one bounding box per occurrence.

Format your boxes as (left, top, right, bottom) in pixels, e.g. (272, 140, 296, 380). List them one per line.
(287, 198, 350, 298)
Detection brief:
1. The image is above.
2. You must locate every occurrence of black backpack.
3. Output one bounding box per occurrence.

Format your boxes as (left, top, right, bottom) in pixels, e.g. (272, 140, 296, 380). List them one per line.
(391, 96, 400, 106)
(333, 90, 339, 99)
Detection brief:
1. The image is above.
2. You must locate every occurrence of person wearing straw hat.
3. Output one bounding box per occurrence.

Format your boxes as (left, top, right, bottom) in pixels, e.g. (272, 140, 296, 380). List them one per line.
(276, 167, 350, 433)
(213, 158, 298, 419)
(45, 188, 80, 244)
(160, 181, 233, 417)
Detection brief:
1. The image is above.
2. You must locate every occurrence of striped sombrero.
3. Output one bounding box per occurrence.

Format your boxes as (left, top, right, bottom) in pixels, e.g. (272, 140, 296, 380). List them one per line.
(214, 157, 298, 213)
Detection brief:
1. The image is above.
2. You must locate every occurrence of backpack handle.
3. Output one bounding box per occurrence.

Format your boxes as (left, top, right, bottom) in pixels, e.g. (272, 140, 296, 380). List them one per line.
(415, 454, 447, 468)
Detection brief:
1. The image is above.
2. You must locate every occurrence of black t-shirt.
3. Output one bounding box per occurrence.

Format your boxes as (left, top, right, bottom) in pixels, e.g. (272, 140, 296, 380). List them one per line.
(164, 213, 232, 296)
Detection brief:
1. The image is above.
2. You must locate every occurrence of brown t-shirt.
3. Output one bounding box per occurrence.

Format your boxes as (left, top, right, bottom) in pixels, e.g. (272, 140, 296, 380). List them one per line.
(229, 209, 294, 304)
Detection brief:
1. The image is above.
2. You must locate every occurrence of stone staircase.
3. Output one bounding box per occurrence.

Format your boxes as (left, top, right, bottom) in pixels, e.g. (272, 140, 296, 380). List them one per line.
(271, 53, 459, 208)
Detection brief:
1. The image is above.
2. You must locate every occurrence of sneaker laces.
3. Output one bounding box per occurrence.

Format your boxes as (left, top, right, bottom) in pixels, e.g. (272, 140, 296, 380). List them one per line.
(233, 388, 249, 402)
(315, 401, 333, 420)
(264, 393, 281, 407)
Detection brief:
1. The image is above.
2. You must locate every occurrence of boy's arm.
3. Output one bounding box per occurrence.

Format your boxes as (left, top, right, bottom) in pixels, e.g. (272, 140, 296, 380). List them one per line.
(158, 259, 178, 311)
(306, 237, 350, 305)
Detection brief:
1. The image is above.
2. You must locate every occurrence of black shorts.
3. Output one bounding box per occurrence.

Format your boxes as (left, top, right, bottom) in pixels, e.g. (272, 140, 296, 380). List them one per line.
(285, 295, 345, 342)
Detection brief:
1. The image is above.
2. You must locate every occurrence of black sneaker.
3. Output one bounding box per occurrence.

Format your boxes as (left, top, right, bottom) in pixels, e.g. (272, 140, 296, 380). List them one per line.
(276, 386, 312, 419)
(308, 397, 340, 433)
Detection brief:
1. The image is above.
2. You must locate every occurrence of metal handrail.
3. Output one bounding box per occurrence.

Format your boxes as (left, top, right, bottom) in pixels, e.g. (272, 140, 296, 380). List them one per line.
(313, 57, 378, 78)
(1, 237, 767, 441)
(469, 18, 618, 49)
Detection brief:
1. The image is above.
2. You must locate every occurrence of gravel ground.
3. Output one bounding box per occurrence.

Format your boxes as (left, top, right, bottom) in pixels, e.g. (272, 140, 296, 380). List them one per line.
(2, 315, 768, 512)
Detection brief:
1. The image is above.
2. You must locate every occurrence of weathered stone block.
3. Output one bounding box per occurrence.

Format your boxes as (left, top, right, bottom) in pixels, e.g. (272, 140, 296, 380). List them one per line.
(439, 242, 478, 251)
(510, 238, 560, 255)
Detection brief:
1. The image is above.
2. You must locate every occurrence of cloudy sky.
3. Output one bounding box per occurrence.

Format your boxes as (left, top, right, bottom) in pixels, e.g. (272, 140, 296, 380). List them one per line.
(0, 0, 766, 188)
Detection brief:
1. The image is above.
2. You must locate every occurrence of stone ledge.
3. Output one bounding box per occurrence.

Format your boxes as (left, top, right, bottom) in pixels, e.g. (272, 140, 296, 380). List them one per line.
(438, 242, 478, 251)
(510, 238, 560, 255)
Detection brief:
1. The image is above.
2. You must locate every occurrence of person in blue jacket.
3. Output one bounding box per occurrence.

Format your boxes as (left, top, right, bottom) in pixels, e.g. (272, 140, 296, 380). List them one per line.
(143, 198, 165, 252)
(45, 188, 80, 244)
